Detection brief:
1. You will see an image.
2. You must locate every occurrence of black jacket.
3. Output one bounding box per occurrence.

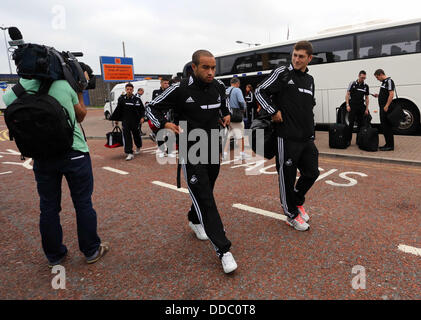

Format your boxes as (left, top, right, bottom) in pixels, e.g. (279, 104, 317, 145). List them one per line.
(146, 75, 229, 161)
(110, 94, 145, 122)
(255, 64, 316, 142)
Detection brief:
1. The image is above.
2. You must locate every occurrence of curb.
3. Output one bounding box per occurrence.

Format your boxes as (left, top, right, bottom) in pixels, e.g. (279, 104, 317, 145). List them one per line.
(85, 135, 421, 167)
(319, 152, 421, 167)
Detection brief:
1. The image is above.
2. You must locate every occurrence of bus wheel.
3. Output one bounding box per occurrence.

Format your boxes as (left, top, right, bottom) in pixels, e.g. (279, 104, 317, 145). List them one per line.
(393, 100, 420, 135)
(105, 111, 111, 120)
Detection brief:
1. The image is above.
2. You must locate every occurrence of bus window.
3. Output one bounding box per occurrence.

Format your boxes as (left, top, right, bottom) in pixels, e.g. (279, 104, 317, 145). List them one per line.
(357, 25, 420, 59)
(255, 45, 293, 71)
(219, 53, 256, 76)
(310, 35, 354, 65)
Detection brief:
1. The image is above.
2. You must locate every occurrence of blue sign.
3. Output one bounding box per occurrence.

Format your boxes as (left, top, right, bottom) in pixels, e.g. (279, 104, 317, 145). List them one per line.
(0, 82, 8, 89)
(99, 56, 134, 82)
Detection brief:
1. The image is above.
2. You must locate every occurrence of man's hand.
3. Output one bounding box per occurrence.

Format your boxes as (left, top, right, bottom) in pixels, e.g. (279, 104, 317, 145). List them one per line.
(384, 106, 389, 113)
(222, 115, 231, 127)
(365, 109, 369, 115)
(372, 93, 379, 98)
(164, 122, 182, 134)
(140, 117, 145, 124)
(346, 106, 351, 113)
(272, 111, 283, 123)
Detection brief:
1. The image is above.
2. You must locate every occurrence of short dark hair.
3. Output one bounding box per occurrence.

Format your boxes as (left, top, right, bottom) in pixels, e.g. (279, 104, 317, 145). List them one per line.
(230, 78, 240, 85)
(374, 69, 385, 76)
(138, 88, 144, 91)
(294, 41, 313, 56)
(125, 83, 134, 88)
(192, 50, 214, 66)
(359, 70, 367, 76)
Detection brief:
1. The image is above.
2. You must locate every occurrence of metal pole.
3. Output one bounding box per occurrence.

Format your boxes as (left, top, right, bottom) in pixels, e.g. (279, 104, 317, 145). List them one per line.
(122, 41, 126, 58)
(1, 26, 13, 74)
(107, 82, 115, 127)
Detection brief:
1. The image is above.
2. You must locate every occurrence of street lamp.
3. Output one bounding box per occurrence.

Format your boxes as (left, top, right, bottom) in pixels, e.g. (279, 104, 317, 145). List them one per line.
(236, 40, 261, 47)
(0, 26, 13, 74)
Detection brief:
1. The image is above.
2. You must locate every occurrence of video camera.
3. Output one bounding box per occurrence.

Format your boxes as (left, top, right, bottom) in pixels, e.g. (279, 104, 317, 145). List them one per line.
(7, 27, 96, 92)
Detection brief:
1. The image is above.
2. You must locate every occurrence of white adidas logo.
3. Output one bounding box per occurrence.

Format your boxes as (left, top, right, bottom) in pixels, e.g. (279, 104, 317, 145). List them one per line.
(186, 97, 195, 103)
(288, 80, 295, 85)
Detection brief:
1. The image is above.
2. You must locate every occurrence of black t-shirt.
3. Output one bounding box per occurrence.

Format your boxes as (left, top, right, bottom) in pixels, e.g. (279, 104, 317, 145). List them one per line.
(379, 77, 395, 107)
(347, 80, 369, 106)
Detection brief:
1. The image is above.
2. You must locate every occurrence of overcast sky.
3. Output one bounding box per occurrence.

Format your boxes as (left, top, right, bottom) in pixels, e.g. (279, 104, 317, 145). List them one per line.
(1, 0, 420, 76)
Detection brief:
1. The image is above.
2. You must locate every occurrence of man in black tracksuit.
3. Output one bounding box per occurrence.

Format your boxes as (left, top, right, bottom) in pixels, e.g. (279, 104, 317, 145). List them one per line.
(255, 41, 320, 232)
(146, 50, 238, 274)
(117, 83, 145, 160)
(152, 79, 173, 156)
(373, 69, 395, 151)
(345, 71, 370, 145)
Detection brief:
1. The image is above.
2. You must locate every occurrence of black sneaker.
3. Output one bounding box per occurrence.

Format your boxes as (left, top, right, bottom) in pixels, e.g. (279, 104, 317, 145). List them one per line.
(48, 251, 68, 269)
(379, 146, 394, 151)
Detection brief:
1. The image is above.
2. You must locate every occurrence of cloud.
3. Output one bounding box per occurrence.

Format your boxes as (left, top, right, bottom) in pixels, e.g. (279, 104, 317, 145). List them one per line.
(0, 0, 420, 76)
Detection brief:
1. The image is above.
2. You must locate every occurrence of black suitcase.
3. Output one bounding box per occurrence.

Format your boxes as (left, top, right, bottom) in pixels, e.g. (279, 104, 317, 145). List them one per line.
(329, 124, 348, 149)
(357, 126, 378, 152)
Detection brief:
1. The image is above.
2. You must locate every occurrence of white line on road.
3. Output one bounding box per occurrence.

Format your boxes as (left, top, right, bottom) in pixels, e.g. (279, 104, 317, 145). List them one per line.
(152, 181, 189, 194)
(102, 167, 129, 175)
(398, 244, 421, 257)
(0, 171, 13, 175)
(232, 204, 287, 222)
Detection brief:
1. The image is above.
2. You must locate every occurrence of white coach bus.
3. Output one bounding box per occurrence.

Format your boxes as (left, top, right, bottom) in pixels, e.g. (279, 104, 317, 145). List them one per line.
(183, 18, 421, 134)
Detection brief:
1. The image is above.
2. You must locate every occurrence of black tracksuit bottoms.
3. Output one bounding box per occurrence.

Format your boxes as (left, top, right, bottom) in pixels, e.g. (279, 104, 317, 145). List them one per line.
(346, 104, 365, 144)
(380, 109, 395, 148)
(182, 162, 231, 257)
(275, 137, 320, 219)
(122, 119, 142, 154)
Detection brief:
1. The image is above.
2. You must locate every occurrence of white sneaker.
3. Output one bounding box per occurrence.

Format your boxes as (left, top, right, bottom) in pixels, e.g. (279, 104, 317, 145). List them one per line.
(135, 147, 141, 155)
(221, 252, 238, 274)
(158, 152, 166, 158)
(168, 152, 177, 158)
(286, 214, 310, 231)
(189, 222, 208, 241)
(125, 154, 134, 161)
(222, 152, 228, 161)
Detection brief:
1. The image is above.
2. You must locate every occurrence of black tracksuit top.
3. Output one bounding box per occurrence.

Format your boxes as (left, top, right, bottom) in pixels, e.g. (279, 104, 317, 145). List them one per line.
(146, 75, 230, 133)
(379, 77, 395, 108)
(348, 80, 369, 106)
(255, 64, 316, 142)
(117, 94, 145, 122)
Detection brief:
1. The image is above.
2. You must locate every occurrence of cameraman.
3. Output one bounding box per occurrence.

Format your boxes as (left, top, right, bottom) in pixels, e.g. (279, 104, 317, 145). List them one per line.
(3, 77, 109, 268)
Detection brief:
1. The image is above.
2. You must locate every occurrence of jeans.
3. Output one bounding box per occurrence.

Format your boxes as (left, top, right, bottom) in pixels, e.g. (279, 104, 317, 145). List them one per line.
(33, 150, 101, 263)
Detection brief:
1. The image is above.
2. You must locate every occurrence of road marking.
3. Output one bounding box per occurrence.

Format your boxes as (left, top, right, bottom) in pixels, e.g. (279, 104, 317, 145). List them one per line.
(0, 171, 13, 175)
(141, 146, 158, 152)
(398, 244, 421, 257)
(102, 167, 129, 175)
(152, 181, 189, 194)
(232, 204, 287, 222)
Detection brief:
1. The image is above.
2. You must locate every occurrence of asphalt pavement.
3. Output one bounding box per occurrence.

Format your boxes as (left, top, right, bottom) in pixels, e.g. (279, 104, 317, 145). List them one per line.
(0, 128, 420, 299)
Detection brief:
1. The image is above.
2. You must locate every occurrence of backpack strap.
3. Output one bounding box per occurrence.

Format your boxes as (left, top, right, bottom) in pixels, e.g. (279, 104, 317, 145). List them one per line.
(38, 79, 54, 95)
(11, 82, 27, 98)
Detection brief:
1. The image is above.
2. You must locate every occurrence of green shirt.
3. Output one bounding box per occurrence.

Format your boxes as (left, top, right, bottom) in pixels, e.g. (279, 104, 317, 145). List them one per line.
(2, 79, 89, 153)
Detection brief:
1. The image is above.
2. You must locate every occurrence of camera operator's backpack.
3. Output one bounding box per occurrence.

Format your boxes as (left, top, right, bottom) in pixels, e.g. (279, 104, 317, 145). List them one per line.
(4, 81, 75, 160)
